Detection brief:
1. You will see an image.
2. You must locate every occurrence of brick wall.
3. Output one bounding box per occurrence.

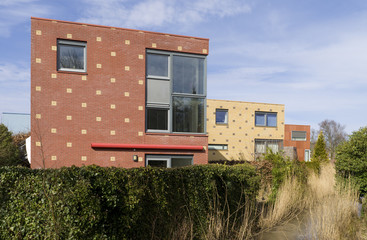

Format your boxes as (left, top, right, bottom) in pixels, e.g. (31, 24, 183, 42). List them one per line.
(31, 17, 209, 168)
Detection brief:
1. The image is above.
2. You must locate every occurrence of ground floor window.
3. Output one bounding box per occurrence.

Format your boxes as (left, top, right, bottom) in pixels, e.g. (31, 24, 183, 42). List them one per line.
(146, 155, 193, 168)
(255, 139, 283, 154)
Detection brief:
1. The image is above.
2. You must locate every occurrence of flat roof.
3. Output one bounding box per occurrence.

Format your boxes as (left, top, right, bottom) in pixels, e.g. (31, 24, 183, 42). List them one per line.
(207, 99, 284, 106)
(31, 17, 209, 41)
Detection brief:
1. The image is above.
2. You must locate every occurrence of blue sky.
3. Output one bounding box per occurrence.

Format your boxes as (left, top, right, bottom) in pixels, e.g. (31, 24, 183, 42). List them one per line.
(1, 0, 367, 133)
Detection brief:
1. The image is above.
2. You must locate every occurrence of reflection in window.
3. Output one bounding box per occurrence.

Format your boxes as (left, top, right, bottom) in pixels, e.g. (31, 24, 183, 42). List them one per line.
(57, 40, 86, 72)
(173, 56, 204, 94)
(216, 109, 228, 124)
(173, 97, 204, 133)
(147, 54, 169, 77)
(255, 112, 277, 127)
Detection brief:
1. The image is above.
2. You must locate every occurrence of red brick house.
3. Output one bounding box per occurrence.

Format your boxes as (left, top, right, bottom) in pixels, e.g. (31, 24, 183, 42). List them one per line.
(284, 124, 311, 161)
(31, 17, 209, 168)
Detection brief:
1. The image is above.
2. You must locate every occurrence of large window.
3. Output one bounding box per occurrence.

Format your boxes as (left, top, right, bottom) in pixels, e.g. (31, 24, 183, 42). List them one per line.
(146, 50, 206, 133)
(216, 109, 228, 124)
(255, 112, 277, 127)
(146, 155, 193, 168)
(57, 40, 86, 72)
(291, 131, 307, 141)
(255, 139, 283, 154)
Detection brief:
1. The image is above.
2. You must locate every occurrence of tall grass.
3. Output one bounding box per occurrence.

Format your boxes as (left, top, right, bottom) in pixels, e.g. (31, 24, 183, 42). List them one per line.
(305, 163, 360, 240)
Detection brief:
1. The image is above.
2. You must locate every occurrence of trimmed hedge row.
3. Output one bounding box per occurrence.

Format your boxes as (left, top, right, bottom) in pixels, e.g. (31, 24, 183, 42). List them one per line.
(0, 164, 260, 239)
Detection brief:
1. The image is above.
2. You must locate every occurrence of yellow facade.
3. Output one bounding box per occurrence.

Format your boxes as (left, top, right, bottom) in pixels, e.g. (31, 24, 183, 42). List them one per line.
(207, 99, 285, 161)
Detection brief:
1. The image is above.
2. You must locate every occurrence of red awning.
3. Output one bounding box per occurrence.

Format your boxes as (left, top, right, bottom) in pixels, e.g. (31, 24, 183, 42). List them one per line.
(91, 143, 205, 151)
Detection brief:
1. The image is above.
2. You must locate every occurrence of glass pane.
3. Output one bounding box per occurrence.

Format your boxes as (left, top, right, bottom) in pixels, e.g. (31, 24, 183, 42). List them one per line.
(147, 109, 168, 130)
(147, 54, 168, 77)
(267, 113, 277, 127)
(216, 110, 228, 124)
(59, 45, 85, 70)
(173, 97, 204, 133)
(173, 56, 204, 94)
(292, 131, 306, 141)
(148, 160, 167, 168)
(305, 150, 310, 162)
(171, 157, 192, 168)
(256, 142, 266, 153)
(147, 79, 170, 104)
(208, 144, 228, 150)
(268, 143, 279, 153)
(255, 113, 265, 126)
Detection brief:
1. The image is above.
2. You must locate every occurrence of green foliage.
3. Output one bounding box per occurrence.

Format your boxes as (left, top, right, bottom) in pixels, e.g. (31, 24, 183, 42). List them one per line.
(261, 150, 307, 202)
(0, 164, 260, 239)
(336, 127, 367, 194)
(0, 124, 21, 167)
(312, 131, 328, 164)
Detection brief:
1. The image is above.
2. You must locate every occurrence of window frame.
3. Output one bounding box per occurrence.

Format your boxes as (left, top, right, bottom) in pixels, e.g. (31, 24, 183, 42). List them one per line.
(254, 139, 283, 155)
(215, 109, 228, 125)
(57, 39, 87, 72)
(255, 112, 277, 127)
(208, 144, 228, 150)
(305, 149, 311, 162)
(145, 155, 193, 168)
(291, 131, 307, 141)
(146, 50, 207, 134)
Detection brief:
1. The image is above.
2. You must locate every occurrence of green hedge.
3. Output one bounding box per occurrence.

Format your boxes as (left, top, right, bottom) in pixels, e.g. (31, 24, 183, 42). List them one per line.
(0, 164, 260, 239)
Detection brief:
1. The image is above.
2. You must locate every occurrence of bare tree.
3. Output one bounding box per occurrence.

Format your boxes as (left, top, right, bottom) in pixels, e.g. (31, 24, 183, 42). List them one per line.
(318, 119, 347, 160)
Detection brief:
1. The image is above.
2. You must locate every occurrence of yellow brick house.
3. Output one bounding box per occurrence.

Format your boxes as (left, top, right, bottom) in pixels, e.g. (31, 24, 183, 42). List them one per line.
(207, 99, 285, 161)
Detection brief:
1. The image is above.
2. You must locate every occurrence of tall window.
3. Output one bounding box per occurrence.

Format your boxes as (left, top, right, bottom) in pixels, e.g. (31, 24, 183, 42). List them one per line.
(305, 149, 311, 162)
(291, 131, 307, 141)
(57, 40, 86, 72)
(255, 112, 277, 127)
(146, 50, 206, 133)
(216, 109, 228, 124)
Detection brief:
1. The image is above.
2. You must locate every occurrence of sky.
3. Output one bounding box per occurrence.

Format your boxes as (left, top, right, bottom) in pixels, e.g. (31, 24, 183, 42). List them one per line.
(1, 0, 367, 133)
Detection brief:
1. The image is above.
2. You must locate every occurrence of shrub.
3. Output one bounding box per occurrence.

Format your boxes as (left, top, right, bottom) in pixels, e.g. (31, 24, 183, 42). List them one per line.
(336, 127, 367, 194)
(0, 164, 260, 239)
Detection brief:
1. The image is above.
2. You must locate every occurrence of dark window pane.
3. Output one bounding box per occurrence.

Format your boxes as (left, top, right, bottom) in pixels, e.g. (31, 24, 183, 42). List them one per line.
(292, 131, 307, 141)
(216, 110, 228, 124)
(147, 109, 168, 130)
(148, 160, 167, 168)
(255, 113, 265, 126)
(173, 97, 204, 133)
(147, 54, 168, 77)
(59, 45, 85, 70)
(267, 113, 277, 127)
(173, 56, 204, 94)
(171, 157, 192, 168)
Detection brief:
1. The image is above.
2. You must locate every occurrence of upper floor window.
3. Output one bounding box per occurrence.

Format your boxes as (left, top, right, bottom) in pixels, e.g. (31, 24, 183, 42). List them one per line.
(146, 50, 206, 134)
(57, 40, 86, 72)
(255, 112, 277, 127)
(216, 109, 228, 124)
(291, 131, 307, 141)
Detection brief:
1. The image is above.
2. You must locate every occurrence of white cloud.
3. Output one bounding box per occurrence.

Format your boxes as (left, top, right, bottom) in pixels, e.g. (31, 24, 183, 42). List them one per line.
(0, 0, 51, 37)
(78, 0, 251, 29)
(0, 63, 29, 83)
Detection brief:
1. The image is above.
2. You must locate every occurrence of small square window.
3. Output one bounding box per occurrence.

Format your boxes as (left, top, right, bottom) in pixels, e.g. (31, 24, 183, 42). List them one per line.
(57, 40, 86, 72)
(147, 53, 169, 77)
(216, 109, 228, 124)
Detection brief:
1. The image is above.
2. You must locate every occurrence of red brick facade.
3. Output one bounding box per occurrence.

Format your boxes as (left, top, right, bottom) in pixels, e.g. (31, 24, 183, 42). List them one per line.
(31, 17, 209, 168)
(284, 124, 311, 161)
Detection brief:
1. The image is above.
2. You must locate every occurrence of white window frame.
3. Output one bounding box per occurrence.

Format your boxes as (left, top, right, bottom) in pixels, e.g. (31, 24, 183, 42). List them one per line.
(57, 39, 87, 72)
(305, 149, 311, 162)
(208, 144, 228, 150)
